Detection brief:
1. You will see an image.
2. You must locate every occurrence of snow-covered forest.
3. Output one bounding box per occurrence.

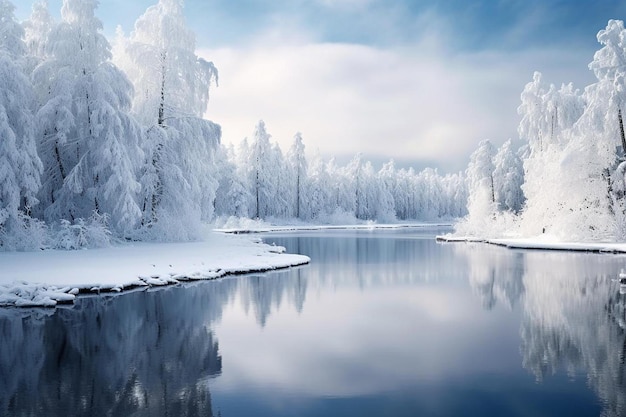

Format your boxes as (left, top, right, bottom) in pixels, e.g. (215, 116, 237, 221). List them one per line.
(8, 0, 626, 251)
(213, 121, 467, 224)
(459, 19, 626, 243)
(0, 0, 467, 250)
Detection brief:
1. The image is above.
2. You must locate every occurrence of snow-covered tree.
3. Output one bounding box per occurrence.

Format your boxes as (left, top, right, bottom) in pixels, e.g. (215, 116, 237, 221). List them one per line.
(546, 20, 626, 240)
(119, 0, 220, 239)
(347, 154, 368, 219)
(463, 140, 497, 229)
(467, 140, 496, 204)
(287, 133, 308, 219)
(121, 0, 217, 127)
(517, 73, 584, 237)
(587, 19, 626, 160)
(22, 0, 54, 76)
(378, 161, 397, 221)
(214, 144, 249, 218)
(493, 139, 524, 213)
(247, 121, 273, 219)
(267, 142, 289, 218)
(307, 153, 333, 220)
(0, 0, 44, 249)
(32, 0, 143, 234)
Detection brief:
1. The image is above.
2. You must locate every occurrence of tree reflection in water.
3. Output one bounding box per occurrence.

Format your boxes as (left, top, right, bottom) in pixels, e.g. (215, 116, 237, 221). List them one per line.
(0, 280, 232, 417)
(456, 242, 626, 417)
(2, 230, 626, 417)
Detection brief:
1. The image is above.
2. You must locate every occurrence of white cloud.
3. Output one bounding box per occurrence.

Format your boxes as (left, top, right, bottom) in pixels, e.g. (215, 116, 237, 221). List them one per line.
(313, 0, 375, 9)
(201, 40, 593, 172)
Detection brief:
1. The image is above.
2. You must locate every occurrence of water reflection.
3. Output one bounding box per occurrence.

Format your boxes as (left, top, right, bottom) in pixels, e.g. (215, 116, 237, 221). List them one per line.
(0, 281, 232, 417)
(453, 242, 626, 417)
(452, 242, 526, 310)
(520, 253, 626, 417)
(269, 229, 467, 286)
(2, 229, 626, 416)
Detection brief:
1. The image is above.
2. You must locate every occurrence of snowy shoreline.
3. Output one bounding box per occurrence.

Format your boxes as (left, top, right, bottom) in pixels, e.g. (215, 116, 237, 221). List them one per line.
(436, 234, 626, 254)
(0, 222, 453, 308)
(215, 222, 452, 234)
(0, 233, 310, 308)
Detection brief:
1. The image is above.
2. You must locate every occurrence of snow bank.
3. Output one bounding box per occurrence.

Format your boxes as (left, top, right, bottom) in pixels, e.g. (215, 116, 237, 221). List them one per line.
(0, 232, 309, 308)
(214, 218, 452, 234)
(437, 234, 626, 253)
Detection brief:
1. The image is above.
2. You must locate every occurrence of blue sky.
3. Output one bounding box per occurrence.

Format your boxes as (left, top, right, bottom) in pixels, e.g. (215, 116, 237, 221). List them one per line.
(14, 0, 626, 172)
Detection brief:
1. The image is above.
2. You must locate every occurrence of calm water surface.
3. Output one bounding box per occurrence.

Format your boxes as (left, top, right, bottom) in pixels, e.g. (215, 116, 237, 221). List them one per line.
(2, 227, 626, 416)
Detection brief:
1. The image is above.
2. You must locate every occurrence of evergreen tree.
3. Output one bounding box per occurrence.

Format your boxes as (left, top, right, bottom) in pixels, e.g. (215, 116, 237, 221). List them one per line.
(22, 0, 53, 73)
(0, 0, 44, 249)
(248, 121, 273, 219)
(33, 0, 143, 234)
(287, 133, 307, 219)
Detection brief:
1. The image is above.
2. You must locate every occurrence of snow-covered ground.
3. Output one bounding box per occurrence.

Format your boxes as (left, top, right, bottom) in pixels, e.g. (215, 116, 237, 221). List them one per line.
(0, 233, 310, 308)
(437, 234, 626, 253)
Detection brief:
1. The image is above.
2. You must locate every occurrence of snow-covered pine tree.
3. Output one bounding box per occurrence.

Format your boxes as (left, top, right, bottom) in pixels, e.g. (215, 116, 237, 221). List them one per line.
(395, 169, 408, 220)
(33, 0, 143, 234)
(268, 142, 288, 218)
(214, 144, 249, 218)
(441, 172, 468, 218)
(307, 152, 332, 220)
(22, 0, 53, 73)
(247, 121, 273, 219)
(287, 132, 308, 219)
(378, 161, 397, 221)
(347, 154, 367, 219)
(0, 0, 44, 249)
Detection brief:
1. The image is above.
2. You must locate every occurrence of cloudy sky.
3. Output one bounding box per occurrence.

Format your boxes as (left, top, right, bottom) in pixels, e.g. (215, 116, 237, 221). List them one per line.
(15, 0, 626, 172)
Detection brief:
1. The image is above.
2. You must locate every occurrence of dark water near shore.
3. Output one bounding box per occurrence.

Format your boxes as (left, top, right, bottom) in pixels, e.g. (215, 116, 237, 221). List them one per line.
(2, 227, 626, 417)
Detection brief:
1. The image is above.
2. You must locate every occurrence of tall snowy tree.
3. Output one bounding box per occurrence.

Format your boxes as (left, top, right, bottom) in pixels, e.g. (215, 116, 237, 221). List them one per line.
(551, 19, 626, 240)
(268, 142, 289, 218)
(22, 0, 53, 73)
(287, 133, 308, 219)
(247, 121, 273, 219)
(118, 0, 220, 239)
(307, 152, 332, 220)
(347, 154, 367, 219)
(0, 0, 44, 249)
(32, 0, 144, 234)
(379, 161, 398, 221)
(517, 72, 584, 237)
(493, 139, 525, 213)
(588, 19, 626, 159)
(465, 140, 497, 223)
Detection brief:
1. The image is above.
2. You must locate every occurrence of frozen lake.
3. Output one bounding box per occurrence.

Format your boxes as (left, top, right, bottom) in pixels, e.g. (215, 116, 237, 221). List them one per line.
(2, 227, 626, 416)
